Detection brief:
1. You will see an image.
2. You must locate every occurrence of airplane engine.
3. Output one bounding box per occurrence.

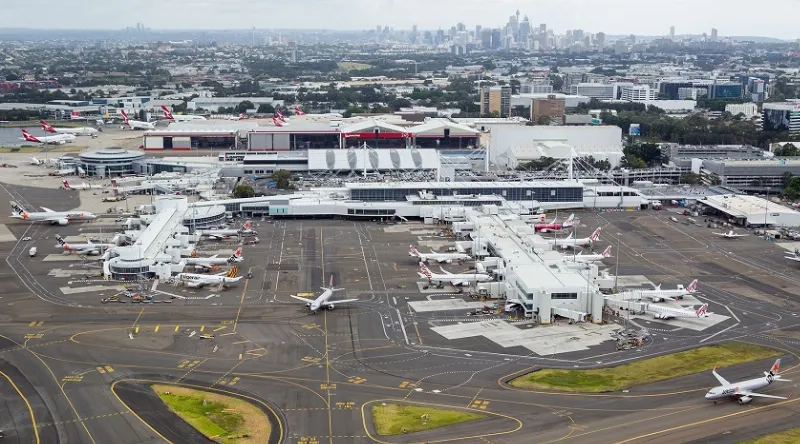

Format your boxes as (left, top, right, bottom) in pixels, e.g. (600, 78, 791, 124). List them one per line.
(56, 218, 69, 226)
(445, 259, 452, 264)
(738, 396, 753, 404)
(305, 303, 311, 308)
(327, 304, 335, 310)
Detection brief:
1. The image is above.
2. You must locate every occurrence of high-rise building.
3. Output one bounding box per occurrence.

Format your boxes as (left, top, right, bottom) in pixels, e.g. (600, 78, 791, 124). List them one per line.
(763, 103, 800, 133)
(456, 22, 466, 32)
(711, 28, 718, 40)
(531, 95, 566, 123)
(480, 85, 511, 117)
(670, 26, 675, 40)
(619, 85, 657, 102)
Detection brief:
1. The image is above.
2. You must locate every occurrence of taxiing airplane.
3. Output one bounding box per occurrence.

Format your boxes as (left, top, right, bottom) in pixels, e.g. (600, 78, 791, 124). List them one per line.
(120, 110, 156, 130)
(175, 265, 242, 288)
(565, 246, 612, 264)
(10, 201, 97, 225)
(19, 129, 75, 145)
(62, 180, 102, 191)
(198, 221, 257, 240)
(648, 302, 708, 320)
(705, 359, 791, 404)
(185, 247, 243, 271)
(418, 262, 492, 287)
(54, 234, 114, 255)
(636, 279, 698, 302)
(534, 214, 575, 233)
(713, 230, 748, 239)
(160, 105, 207, 122)
(39, 120, 98, 136)
(293, 106, 343, 118)
(290, 275, 358, 313)
(548, 227, 601, 249)
(785, 249, 800, 263)
(409, 244, 470, 264)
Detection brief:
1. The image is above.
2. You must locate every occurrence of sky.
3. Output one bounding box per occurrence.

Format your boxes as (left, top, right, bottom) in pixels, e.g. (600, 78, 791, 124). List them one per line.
(1, 0, 798, 39)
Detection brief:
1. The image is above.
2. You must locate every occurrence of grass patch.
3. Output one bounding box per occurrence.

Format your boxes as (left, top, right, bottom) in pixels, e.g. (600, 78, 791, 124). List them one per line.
(338, 62, 373, 71)
(740, 427, 800, 443)
(152, 384, 270, 443)
(371, 403, 485, 436)
(508, 342, 783, 393)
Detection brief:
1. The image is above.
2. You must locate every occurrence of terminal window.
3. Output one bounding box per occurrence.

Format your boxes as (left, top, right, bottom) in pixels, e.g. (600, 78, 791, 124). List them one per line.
(551, 292, 578, 300)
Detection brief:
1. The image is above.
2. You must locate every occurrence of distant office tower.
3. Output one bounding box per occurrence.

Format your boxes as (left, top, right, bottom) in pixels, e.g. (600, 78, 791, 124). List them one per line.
(763, 103, 800, 133)
(531, 95, 566, 123)
(619, 85, 657, 102)
(595, 32, 606, 48)
(480, 29, 493, 49)
(711, 28, 718, 40)
(491, 28, 502, 49)
(670, 26, 675, 40)
(480, 85, 511, 117)
(456, 22, 466, 32)
(725, 103, 759, 118)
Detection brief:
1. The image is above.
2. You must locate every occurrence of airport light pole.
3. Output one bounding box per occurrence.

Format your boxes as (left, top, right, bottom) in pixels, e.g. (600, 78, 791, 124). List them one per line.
(614, 232, 621, 292)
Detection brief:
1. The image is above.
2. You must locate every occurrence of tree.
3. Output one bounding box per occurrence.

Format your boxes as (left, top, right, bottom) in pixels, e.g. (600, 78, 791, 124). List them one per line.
(620, 155, 647, 169)
(785, 177, 800, 200)
(774, 143, 800, 157)
(236, 100, 255, 113)
(232, 185, 255, 198)
(257, 103, 275, 114)
(536, 115, 551, 125)
(624, 143, 665, 167)
(271, 170, 294, 190)
(782, 171, 795, 188)
(680, 172, 701, 185)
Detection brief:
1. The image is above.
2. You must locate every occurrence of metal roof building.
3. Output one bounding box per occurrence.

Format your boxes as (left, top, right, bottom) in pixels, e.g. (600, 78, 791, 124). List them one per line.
(698, 194, 800, 227)
(306, 148, 440, 172)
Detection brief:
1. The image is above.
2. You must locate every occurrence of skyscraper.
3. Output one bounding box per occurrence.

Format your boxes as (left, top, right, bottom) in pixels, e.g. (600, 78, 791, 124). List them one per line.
(711, 28, 718, 40)
(670, 26, 675, 40)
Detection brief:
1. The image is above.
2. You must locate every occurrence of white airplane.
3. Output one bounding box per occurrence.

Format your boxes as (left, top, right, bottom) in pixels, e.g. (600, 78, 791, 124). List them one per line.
(30, 157, 43, 165)
(275, 110, 289, 125)
(54, 234, 114, 255)
(705, 359, 791, 404)
(186, 247, 243, 271)
(10, 201, 97, 225)
(290, 276, 358, 313)
(409, 244, 470, 264)
(222, 113, 246, 121)
(62, 180, 102, 191)
(39, 120, 98, 136)
(120, 109, 156, 130)
(785, 249, 800, 263)
(648, 302, 708, 320)
(565, 246, 612, 263)
(272, 117, 284, 127)
(417, 262, 492, 287)
(293, 106, 343, 118)
(175, 265, 242, 288)
(160, 105, 207, 122)
(713, 230, 748, 239)
(19, 129, 75, 145)
(634, 279, 698, 302)
(548, 227, 601, 249)
(198, 221, 257, 240)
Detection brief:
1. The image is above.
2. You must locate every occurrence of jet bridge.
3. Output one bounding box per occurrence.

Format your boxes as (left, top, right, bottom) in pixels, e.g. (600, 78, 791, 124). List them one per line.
(551, 307, 588, 323)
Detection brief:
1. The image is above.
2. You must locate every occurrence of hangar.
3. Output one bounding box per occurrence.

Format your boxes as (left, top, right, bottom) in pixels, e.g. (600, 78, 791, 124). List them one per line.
(698, 194, 800, 227)
(408, 119, 481, 149)
(143, 121, 258, 151)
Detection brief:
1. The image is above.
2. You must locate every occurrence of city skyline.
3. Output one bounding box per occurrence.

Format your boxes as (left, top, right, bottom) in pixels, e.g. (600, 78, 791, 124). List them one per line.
(1, 0, 799, 40)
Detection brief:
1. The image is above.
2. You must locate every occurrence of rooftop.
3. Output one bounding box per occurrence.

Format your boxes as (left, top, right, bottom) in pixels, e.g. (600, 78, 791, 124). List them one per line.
(700, 194, 799, 217)
(344, 180, 583, 189)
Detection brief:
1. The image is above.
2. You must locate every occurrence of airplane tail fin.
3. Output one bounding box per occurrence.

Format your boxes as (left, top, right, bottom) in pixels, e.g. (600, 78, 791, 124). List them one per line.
(686, 279, 698, 293)
(120, 109, 130, 124)
(39, 120, 56, 132)
(563, 213, 576, 227)
(419, 262, 433, 279)
(272, 117, 282, 127)
(409, 245, 420, 257)
(695, 303, 709, 317)
(63, 180, 71, 190)
(10, 201, 25, 215)
(161, 105, 175, 120)
(54, 234, 66, 245)
(769, 359, 781, 377)
(589, 227, 602, 242)
(20, 129, 40, 143)
(602, 246, 612, 257)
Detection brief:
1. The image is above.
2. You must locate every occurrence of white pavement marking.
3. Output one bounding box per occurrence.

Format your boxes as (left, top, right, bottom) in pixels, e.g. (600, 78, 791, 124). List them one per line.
(700, 323, 740, 343)
(726, 306, 741, 323)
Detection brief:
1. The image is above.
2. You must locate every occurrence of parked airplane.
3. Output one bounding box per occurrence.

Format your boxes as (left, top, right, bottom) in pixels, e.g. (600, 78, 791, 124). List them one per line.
(39, 120, 98, 136)
(785, 249, 800, 263)
(54, 234, 114, 255)
(409, 244, 470, 264)
(186, 247, 243, 271)
(225, 113, 246, 121)
(293, 106, 343, 118)
(62, 180, 102, 190)
(418, 262, 492, 287)
(10, 201, 97, 225)
(198, 221, 257, 240)
(548, 227, 601, 249)
(713, 230, 748, 239)
(648, 302, 708, 320)
(636, 279, 698, 302)
(290, 276, 358, 313)
(160, 105, 207, 122)
(30, 157, 43, 165)
(272, 117, 284, 127)
(534, 214, 575, 233)
(705, 359, 791, 404)
(275, 110, 288, 124)
(564, 246, 612, 263)
(19, 129, 75, 145)
(175, 265, 242, 288)
(120, 110, 156, 130)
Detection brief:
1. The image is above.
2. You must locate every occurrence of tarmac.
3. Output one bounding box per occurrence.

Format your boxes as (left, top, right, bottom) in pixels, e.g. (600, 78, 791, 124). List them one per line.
(2, 171, 800, 442)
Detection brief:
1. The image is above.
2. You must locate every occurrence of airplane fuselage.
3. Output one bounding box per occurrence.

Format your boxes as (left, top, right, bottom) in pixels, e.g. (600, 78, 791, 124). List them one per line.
(706, 377, 772, 401)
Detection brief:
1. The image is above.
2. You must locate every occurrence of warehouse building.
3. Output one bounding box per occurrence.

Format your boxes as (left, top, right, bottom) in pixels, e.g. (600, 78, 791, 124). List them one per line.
(697, 194, 800, 227)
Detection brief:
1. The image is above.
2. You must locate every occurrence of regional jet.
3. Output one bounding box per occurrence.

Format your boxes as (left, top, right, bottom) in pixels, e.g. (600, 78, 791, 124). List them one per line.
(62, 180, 102, 190)
(160, 105, 207, 122)
(185, 247, 243, 271)
(120, 110, 156, 130)
(54, 234, 114, 255)
(39, 120, 98, 136)
(19, 129, 75, 145)
(547, 227, 601, 249)
(409, 244, 470, 264)
(648, 302, 708, 320)
(534, 213, 575, 233)
(564, 246, 612, 264)
(293, 106, 343, 118)
(636, 279, 698, 302)
(417, 262, 492, 287)
(290, 276, 358, 313)
(705, 359, 791, 404)
(713, 230, 748, 239)
(785, 249, 800, 263)
(10, 201, 97, 225)
(198, 221, 257, 240)
(175, 266, 242, 288)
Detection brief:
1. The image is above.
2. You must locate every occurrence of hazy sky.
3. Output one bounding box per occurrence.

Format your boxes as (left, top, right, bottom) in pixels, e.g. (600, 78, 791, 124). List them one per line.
(1, 0, 798, 39)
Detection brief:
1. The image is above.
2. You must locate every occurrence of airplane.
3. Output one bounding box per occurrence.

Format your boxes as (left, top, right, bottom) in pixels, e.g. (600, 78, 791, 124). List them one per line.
(185, 247, 243, 271)
(39, 120, 98, 136)
(30, 157, 43, 166)
(547, 227, 601, 249)
(417, 262, 492, 287)
(272, 117, 284, 127)
(10, 201, 97, 225)
(199, 334, 215, 339)
(197, 221, 257, 240)
(275, 110, 288, 124)
(564, 246, 612, 264)
(290, 275, 358, 313)
(62, 180, 102, 191)
(19, 129, 75, 145)
(534, 214, 576, 233)
(785, 249, 800, 263)
(409, 244, 470, 264)
(705, 359, 791, 404)
(175, 265, 242, 288)
(713, 230, 748, 239)
(120, 109, 156, 130)
(54, 234, 114, 255)
(222, 113, 246, 121)
(648, 302, 708, 320)
(634, 279, 698, 302)
(160, 105, 207, 122)
(293, 106, 343, 118)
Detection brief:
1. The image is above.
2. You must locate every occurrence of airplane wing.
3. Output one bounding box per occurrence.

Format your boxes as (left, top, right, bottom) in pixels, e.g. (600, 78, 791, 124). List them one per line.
(438, 266, 453, 275)
(43, 216, 68, 223)
(712, 233, 725, 236)
(740, 391, 789, 400)
(785, 256, 800, 262)
(456, 244, 465, 253)
(712, 367, 730, 386)
(40, 207, 56, 213)
(450, 279, 464, 286)
(323, 298, 359, 306)
(290, 295, 315, 304)
(209, 254, 219, 259)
